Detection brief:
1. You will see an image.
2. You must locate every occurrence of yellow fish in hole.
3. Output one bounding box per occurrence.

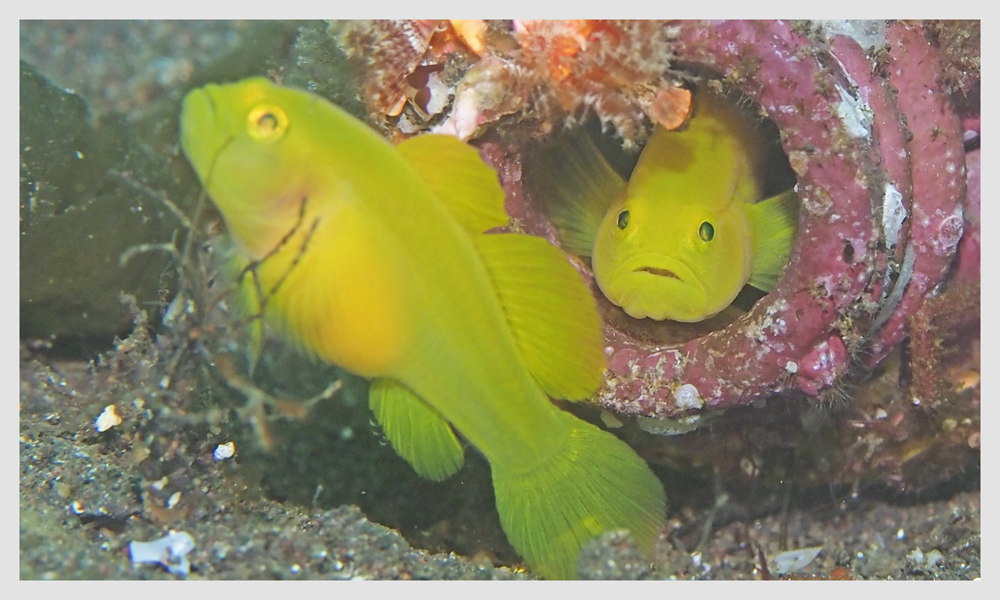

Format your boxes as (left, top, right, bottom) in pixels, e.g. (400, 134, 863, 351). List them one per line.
(537, 88, 799, 322)
(180, 77, 665, 579)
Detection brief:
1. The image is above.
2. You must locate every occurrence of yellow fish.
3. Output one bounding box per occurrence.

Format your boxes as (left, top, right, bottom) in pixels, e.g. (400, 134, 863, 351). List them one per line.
(537, 89, 799, 322)
(180, 77, 665, 579)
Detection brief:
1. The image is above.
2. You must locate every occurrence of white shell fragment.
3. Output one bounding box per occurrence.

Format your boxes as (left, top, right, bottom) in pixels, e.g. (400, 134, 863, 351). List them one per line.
(94, 404, 122, 433)
(772, 546, 823, 575)
(835, 83, 872, 139)
(817, 20, 888, 50)
(882, 183, 907, 248)
(129, 530, 196, 576)
(213, 441, 236, 461)
(673, 384, 704, 410)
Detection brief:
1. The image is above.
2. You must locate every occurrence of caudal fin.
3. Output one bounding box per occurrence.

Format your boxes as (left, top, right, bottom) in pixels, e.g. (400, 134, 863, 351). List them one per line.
(492, 415, 666, 579)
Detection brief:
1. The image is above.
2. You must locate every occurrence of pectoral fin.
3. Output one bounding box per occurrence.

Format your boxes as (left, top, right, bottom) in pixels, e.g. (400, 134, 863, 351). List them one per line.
(531, 127, 627, 257)
(225, 251, 265, 376)
(396, 133, 510, 235)
(474, 233, 606, 400)
(368, 377, 465, 481)
(746, 188, 799, 292)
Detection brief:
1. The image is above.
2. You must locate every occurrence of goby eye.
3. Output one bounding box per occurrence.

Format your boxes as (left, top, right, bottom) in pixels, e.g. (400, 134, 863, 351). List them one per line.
(698, 221, 715, 242)
(247, 104, 288, 141)
(617, 210, 630, 230)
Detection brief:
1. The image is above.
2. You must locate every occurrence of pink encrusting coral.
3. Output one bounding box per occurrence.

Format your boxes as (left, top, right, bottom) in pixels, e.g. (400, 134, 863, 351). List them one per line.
(546, 20, 975, 420)
(593, 20, 887, 415)
(863, 23, 968, 367)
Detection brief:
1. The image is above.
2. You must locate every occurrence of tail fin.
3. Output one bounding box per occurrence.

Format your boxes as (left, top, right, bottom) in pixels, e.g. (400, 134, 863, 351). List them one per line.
(492, 414, 666, 579)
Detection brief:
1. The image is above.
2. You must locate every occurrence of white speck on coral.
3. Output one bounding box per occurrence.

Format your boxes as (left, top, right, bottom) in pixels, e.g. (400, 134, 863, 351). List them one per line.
(836, 83, 872, 139)
(673, 383, 703, 410)
(882, 183, 907, 248)
(423, 72, 452, 117)
(818, 20, 887, 49)
(785, 361, 799, 374)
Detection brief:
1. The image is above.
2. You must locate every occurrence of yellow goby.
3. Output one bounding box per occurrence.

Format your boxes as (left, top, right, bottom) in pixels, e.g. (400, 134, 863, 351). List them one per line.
(538, 88, 799, 323)
(180, 77, 665, 580)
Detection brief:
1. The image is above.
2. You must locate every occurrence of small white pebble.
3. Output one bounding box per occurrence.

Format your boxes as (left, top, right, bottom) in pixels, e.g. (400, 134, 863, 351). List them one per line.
(925, 549, 944, 568)
(773, 546, 823, 575)
(291, 564, 301, 574)
(150, 476, 169, 491)
(896, 528, 905, 540)
(95, 405, 122, 433)
(213, 442, 236, 461)
(874, 408, 888, 420)
(785, 361, 799, 374)
(167, 491, 182, 510)
(129, 531, 196, 576)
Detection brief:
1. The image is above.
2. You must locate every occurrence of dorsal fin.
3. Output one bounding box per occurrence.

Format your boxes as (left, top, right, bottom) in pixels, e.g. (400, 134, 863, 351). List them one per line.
(474, 232, 605, 400)
(368, 377, 465, 481)
(745, 189, 799, 291)
(532, 127, 627, 257)
(396, 133, 509, 235)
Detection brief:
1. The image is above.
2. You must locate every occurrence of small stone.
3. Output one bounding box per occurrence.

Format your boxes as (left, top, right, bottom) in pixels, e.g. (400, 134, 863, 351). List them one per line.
(925, 550, 944, 568)
(94, 404, 122, 433)
(772, 546, 823, 575)
(129, 531, 196, 577)
(213, 441, 236, 461)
